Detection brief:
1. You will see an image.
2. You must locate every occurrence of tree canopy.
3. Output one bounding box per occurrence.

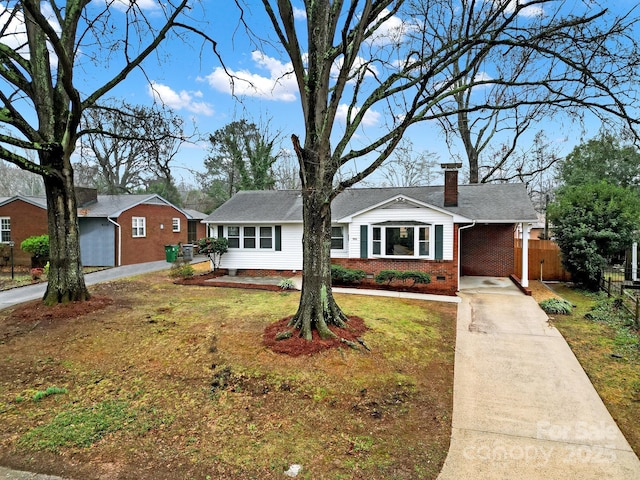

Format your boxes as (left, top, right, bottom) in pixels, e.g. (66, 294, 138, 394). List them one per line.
(558, 134, 640, 188)
(548, 181, 640, 289)
(201, 119, 279, 207)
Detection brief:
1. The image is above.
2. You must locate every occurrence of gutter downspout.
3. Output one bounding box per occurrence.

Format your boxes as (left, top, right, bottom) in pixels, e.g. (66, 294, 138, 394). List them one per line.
(108, 218, 121, 267)
(457, 221, 476, 291)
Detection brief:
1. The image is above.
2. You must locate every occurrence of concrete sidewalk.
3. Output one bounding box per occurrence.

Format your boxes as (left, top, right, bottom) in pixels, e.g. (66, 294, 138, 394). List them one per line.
(438, 278, 640, 479)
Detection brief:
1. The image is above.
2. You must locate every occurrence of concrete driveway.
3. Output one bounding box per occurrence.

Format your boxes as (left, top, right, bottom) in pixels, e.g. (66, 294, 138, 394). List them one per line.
(438, 277, 640, 479)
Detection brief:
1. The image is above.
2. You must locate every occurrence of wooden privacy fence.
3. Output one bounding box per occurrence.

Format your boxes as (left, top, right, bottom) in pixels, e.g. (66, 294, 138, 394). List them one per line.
(514, 239, 571, 281)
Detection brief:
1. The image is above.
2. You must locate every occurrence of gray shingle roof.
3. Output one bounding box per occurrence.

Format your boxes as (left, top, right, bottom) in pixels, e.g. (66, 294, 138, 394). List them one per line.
(77, 195, 159, 217)
(0, 195, 47, 209)
(183, 208, 208, 220)
(203, 183, 538, 224)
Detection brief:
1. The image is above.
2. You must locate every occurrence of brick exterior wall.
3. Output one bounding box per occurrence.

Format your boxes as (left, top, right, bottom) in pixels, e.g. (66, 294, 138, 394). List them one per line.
(460, 223, 515, 276)
(117, 204, 190, 265)
(332, 257, 458, 295)
(0, 199, 48, 267)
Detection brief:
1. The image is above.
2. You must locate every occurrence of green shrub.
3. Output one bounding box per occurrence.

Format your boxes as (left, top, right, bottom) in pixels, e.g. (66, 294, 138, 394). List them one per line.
(398, 271, 431, 285)
(375, 270, 397, 284)
(539, 298, 573, 315)
(375, 270, 431, 286)
(169, 262, 195, 279)
(197, 237, 228, 270)
(277, 278, 296, 290)
(330, 265, 366, 285)
(20, 235, 49, 258)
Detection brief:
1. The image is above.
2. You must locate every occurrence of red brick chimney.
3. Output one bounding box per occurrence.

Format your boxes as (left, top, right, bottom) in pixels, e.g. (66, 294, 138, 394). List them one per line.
(441, 163, 462, 207)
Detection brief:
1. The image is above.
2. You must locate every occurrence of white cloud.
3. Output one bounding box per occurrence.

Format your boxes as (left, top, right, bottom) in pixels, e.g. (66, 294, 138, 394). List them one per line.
(147, 82, 214, 116)
(205, 51, 299, 102)
(331, 55, 379, 81)
(367, 9, 410, 46)
(335, 104, 381, 128)
(502, 1, 544, 18)
(293, 7, 307, 20)
(110, 0, 160, 12)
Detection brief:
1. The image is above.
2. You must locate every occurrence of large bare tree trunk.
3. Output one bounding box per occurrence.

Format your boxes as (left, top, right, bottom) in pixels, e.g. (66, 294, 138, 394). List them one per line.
(288, 183, 348, 340)
(42, 153, 90, 305)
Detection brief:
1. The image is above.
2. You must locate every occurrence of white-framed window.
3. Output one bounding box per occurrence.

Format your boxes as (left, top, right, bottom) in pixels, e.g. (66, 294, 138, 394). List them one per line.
(172, 217, 181, 232)
(0, 217, 10, 242)
(226, 225, 274, 250)
(132, 217, 146, 238)
(331, 226, 344, 250)
(260, 226, 273, 249)
(372, 224, 432, 257)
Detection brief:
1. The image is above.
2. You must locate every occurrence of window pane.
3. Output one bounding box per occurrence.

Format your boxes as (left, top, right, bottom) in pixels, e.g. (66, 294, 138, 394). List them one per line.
(1, 231, 9, 242)
(386, 227, 414, 255)
(244, 237, 256, 248)
(372, 227, 381, 254)
(419, 227, 429, 256)
(244, 226, 255, 237)
(260, 227, 272, 248)
(331, 226, 343, 250)
(228, 238, 239, 248)
(228, 226, 239, 237)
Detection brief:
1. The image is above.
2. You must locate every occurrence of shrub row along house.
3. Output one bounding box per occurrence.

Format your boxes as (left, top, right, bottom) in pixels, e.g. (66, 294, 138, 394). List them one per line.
(203, 168, 538, 294)
(0, 188, 205, 267)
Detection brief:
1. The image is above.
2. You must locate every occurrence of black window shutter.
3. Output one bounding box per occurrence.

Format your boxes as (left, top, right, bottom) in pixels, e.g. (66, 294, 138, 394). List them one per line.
(275, 225, 282, 251)
(435, 225, 443, 260)
(360, 225, 368, 258)
(217, 225, 224, 238)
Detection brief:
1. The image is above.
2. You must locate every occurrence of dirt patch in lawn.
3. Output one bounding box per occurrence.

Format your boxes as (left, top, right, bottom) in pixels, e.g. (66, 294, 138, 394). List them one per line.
(0, 271, 456, 480)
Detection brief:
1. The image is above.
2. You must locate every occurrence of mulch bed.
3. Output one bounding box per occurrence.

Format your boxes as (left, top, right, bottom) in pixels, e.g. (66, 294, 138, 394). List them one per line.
(263, 315, 369, 356)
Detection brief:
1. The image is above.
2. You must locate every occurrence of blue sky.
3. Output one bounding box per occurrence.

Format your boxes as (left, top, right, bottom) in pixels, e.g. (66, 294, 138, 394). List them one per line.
(4, 1, 639, 187)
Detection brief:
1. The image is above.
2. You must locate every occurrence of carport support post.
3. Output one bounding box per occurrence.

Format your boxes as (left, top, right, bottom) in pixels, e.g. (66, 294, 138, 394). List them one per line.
(521, 223, 531, 288)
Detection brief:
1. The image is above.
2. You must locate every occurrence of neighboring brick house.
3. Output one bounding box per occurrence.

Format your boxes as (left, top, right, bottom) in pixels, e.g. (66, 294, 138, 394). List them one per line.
(183, 208, 208, 244)
(0, 196, 48, 267)
(202, 170, 539, 294)
(0, 190, 205, 267)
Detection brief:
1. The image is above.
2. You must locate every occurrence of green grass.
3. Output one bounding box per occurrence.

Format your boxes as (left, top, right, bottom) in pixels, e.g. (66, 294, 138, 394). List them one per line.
(19, 400, 138, 452)
(32, 386, 68, 401)
(547, 284, 640, 456)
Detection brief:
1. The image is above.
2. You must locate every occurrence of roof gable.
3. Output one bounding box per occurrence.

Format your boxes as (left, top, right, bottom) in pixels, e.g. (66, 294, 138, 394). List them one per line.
(0, 195, 47, 210)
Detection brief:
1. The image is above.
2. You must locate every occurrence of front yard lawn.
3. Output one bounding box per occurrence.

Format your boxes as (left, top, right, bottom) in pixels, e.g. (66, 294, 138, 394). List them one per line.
(534, 282, 640, 457)
(0, 270, 456, 479)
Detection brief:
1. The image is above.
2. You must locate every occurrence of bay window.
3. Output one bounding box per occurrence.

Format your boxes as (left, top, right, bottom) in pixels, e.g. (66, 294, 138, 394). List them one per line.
(371, 223, 432, 258)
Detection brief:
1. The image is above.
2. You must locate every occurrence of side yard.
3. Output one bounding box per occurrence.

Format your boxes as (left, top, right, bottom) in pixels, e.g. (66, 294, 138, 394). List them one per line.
(0, 270, 456, 480)
(531, 282, 640, 457)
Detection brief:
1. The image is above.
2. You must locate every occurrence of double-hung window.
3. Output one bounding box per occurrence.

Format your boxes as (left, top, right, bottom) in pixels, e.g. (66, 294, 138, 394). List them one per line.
(0, 217, 10, 242)
(172, 218, 181, 232)
(331, 226, 344, 250)
(372, 223, 432, 258)
(132, 217, 146, 238)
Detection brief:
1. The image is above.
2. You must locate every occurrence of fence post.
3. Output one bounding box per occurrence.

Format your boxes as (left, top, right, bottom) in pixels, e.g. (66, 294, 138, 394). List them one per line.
(607, 277, 612, 297)
(636, 296, 640, 330)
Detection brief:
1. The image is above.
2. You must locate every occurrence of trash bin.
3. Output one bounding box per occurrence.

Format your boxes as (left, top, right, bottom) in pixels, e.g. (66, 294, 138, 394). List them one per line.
(164, 244, 179, 263)
(182, 244, 194, 262)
